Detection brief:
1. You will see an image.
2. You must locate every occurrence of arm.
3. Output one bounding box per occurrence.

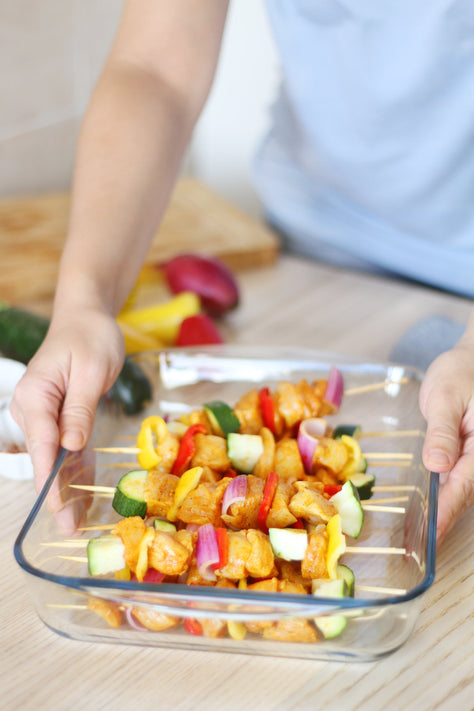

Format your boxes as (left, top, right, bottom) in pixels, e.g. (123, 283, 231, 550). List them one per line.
(10, 0, 229, 492)
(420, 306, 474, 545)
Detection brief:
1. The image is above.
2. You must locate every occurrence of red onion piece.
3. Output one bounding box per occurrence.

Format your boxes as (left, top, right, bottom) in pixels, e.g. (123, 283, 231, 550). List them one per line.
(297, 418, 327, 473)
(221, 475, 248, 516)
(124, 607, 148, 631)
(196, 524, 220, 581)
(324, 366, 344, 410)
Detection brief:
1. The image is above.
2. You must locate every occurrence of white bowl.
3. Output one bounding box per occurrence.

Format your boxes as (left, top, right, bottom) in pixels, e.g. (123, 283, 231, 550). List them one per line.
(0, 358, 33, 480)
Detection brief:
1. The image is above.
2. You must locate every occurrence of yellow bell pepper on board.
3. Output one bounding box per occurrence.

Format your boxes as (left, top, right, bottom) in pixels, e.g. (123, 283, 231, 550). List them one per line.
(118, 291, 201, 344)
(136, 416, 168, 470)
(118, 320, 166, 354)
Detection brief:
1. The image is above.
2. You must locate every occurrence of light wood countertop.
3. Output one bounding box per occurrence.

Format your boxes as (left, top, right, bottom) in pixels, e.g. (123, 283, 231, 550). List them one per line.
(1, 201, 473, 710)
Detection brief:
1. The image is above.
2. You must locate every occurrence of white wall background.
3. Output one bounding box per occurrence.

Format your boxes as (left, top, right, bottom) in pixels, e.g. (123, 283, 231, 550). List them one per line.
(0, 0, 280, 218)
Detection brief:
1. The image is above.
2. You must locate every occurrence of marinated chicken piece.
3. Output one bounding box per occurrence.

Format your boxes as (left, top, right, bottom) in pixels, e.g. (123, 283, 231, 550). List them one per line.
(221, 475, 264, 530)
(87, 597, 123, 628)
(276, 559, 312, 592)
(266, 480, 298, 529)
(313, 467, 340, 487)
(217, 531, 251, 580)
(289, 481, 337, 525)
(184, 409, 212, 430)
(199, 465, 223, 483)
(244, 578, 278, 634)
(200, 617, 228, 638)
(191, 433, 231, 472)
(277, 579, 308, 595)
(148, 530, 193, 576)
(113, 516, 147, 573)
(130, 607, 180, 631)
(274, 438, 305, 480)
(175, 528, 197, 557)
(234, 388, 263, 434)
(311, 437, 348, 474)
(301, 524, 329, 579)
(245, 529, 275, 578)
(178, 477, 230, 528)
(145, 471, 178, 517)
(274, 381, 306, 428)
(185, 562, 216, 587)
(312, 378, 327, 400)
(263, 617, 319, 643)
(296, 379, 323, 418)
(153, 431, 180, 473)
(252, 427, 275, 479)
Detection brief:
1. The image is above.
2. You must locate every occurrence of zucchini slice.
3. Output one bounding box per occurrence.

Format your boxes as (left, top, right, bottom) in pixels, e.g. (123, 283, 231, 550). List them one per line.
(112, 469, 148, 518)
(268, 528, 308, 561)
(333, 424, 362, 440)
(348, 472, 375, 500)
(203, 400, 240, 436)
(336, 564, 355, 597)
(87, 535, 126, 576)
(329, 481, 364, 538)
(227, 433, 264, 474)
(312, 578, 349, 639)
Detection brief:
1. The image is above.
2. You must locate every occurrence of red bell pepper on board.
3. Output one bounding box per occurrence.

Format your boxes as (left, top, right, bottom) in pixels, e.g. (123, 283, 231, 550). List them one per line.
(172, 423, 207, 477)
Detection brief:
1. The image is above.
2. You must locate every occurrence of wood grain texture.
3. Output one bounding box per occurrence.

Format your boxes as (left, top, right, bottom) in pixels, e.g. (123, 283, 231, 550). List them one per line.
(0, 177, 279, 307)
(1, 204, 473, 710)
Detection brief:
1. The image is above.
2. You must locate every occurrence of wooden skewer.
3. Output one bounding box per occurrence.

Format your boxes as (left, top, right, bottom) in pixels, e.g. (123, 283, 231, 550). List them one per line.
(361, 504, 405, 514)
(361, 429, 424, 438)
(367, 461, 412, 467)
(372, 485, 417, 492)
(78, 524, 116, 532)
(41, 540, 89, 548)
(345, 546, 406, 555)
(344, 376, 409, 396)
(363, 496, 409, 504)
(355, 585, 407, 595)
(57, 555, 88, 563)
(363, 452, 413, 460)
(107, 462, 140, 469)
(69, 484, 115, 494)
(94, 447, 140, 454)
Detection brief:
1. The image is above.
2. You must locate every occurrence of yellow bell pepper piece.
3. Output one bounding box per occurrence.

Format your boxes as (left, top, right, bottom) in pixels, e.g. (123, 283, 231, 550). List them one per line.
(118, 320, 165, 355)
(114, 565, 131, 581)
(135, 527, 155, 582)
(167, 466, 203, 522)
(227, 620, 247, 640)
(339, 435, 362, 480)
(118, 291, 201, 344)
(137, 416, 168, 470)
(326, 514, 346, 580)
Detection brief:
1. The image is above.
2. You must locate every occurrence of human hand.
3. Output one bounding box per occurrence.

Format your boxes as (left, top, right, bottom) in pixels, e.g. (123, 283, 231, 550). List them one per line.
(419, 340, 474, 546)
(10, 306, 125, 494)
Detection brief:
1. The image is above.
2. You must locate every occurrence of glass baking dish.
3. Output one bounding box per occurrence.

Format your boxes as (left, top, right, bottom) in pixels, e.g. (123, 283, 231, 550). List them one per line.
(14, 347, 437, 661)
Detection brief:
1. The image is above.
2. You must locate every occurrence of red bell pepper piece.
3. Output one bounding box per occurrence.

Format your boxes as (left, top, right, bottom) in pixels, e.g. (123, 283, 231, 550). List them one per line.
(292, 518, 305, 529)
(183, 617, 203, 636)
(257, 471, 279, 534)
(172, 423, 207, 477)
(142, 568, 166, 584)
(324, 484, 343, 498)
(211, 527, 229, 571)
(259, 387, 276, 434)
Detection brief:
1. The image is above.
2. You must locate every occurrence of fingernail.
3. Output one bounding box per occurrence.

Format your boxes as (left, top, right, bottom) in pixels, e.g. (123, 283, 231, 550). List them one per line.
(426, 449, 451, 470)
(61, 430, 85, 450)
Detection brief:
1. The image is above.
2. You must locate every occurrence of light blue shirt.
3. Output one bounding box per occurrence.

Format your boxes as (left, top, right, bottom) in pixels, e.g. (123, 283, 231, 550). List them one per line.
(253, 0, 474, 297)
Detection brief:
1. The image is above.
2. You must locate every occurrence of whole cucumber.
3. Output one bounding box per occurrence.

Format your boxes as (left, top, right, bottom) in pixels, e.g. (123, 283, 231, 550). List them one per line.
(0, 302, 152, 414)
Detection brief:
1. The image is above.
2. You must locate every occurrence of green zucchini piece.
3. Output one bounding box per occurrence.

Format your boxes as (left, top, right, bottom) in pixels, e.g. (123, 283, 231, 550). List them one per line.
(203, 400, 240, 436)
(112, 469, 148, 518)
(87, 535, 126, 576)
(333, 424, 362, 440)
(227, 432, 264, 473)
(153, 519, 177, 532)
(336, 564, 355, 597)
(329, 481, 364, 538)
(348, 471, 375, 500)
(107, 358, 153, 416)
(355, 457, 368, 474)
(312, 578, 348, 639)
(268, 528, 308, 561)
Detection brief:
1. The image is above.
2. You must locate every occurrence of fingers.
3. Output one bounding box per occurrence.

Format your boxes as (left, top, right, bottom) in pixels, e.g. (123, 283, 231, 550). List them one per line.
(436, 453, 474, 546)
(58, 373, 103, 452)
(421, 385, 462, 475)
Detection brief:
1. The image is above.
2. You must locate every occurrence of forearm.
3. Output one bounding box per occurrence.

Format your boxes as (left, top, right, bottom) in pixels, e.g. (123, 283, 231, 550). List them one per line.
(55, 63, 195, 317)
(54, 0, 229, 319)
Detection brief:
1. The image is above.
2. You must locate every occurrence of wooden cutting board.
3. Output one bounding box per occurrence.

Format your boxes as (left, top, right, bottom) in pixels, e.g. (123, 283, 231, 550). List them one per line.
(0, 177, 279, 308)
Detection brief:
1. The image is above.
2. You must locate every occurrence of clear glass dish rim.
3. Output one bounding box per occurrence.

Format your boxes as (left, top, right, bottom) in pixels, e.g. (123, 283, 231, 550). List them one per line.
(14, 347, 439, 613)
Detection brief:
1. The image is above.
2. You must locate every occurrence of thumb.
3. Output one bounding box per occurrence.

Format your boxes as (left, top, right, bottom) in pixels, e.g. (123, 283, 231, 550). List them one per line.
(436, 455, 474, 545)
(421, 387, 461, 475)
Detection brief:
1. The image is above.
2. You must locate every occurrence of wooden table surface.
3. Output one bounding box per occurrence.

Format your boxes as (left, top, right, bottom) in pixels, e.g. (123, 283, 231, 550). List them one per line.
(1, 209, 474, 710)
